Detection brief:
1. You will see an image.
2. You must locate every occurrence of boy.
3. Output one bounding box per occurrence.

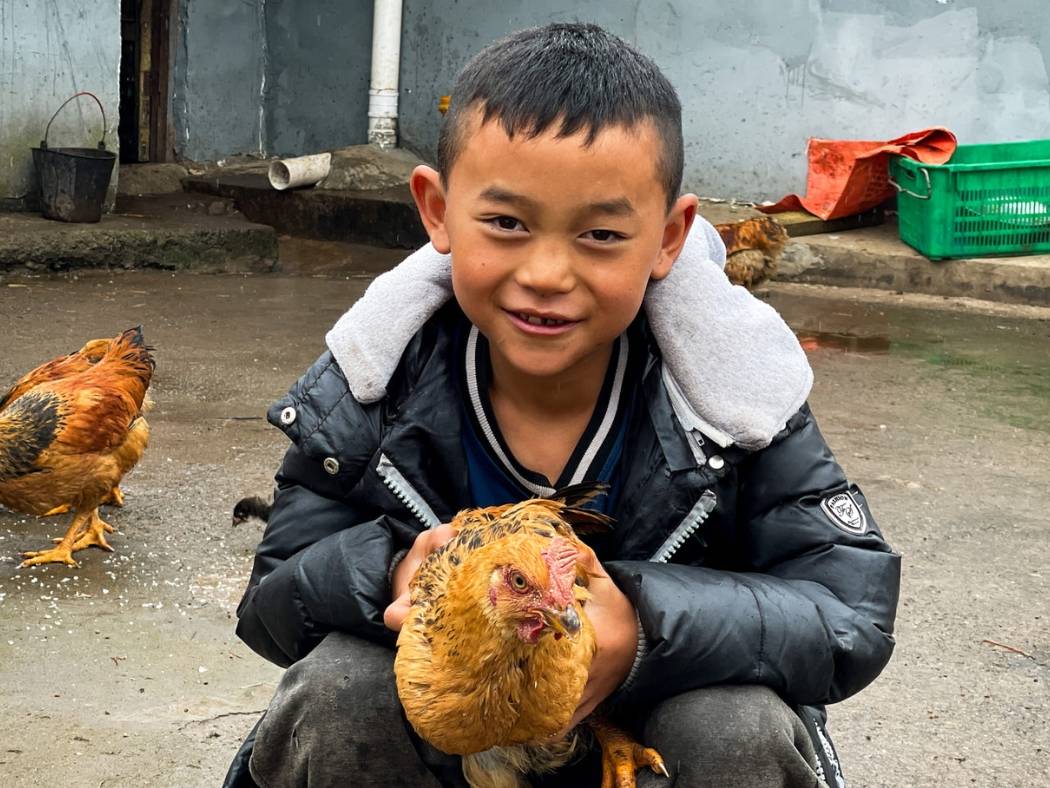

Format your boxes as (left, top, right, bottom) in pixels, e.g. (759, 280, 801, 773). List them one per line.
(224, 23, 900, 788)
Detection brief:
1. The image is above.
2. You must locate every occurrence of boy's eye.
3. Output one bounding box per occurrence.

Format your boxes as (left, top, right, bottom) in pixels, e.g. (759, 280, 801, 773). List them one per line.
(582, 229, 625, 243)
(487, 216, 525, 232)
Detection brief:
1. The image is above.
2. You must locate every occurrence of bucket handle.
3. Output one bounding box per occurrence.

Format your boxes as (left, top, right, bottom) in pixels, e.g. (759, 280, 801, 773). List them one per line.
(888, 166, 931, 200)
(40, 91, 108, 151)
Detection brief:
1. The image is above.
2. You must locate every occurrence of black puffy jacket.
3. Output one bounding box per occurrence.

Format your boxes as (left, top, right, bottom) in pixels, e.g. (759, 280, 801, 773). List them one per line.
(226, 304, 900, 785)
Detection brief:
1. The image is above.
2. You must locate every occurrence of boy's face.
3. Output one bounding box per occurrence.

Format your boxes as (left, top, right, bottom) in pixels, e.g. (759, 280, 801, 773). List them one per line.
(411, 110, 696, 380)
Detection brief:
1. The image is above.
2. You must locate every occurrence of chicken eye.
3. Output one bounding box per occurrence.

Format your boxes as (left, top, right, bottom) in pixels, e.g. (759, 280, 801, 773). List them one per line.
(509, 571, 529, 593)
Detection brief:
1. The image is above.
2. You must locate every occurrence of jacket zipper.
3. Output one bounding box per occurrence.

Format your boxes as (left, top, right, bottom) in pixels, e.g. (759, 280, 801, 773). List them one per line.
(661, 365, 734, 449)
(650, 490, 717, 563)
(375, 452, 442, 529)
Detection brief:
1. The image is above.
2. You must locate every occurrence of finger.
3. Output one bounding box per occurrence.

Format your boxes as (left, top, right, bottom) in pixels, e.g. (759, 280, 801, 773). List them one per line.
(579, 549, 612, 586)
(429, 523, 459, 549)
(383, 591, 412, 632)
(575, 542, 603, 573)
(414, 524, 457, 558)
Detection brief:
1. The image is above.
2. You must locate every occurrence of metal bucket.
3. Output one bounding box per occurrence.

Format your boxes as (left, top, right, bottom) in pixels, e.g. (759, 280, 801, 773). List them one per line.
(31, 92, 116, 223)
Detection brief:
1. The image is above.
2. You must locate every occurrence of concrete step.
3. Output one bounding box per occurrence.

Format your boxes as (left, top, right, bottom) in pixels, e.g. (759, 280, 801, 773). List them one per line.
(183, 172, 427, 249)
(697, 200, 1050, 307)
(0, 199, 278, 273)
(777, 220, 1050, 307)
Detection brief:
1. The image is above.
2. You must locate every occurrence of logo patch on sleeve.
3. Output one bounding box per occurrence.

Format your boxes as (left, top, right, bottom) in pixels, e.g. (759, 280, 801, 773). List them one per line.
(820, 491, 867, 534)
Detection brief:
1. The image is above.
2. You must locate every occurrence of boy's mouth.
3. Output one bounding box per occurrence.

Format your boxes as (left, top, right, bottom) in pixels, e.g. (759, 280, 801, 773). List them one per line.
(504, 309, 579, 336)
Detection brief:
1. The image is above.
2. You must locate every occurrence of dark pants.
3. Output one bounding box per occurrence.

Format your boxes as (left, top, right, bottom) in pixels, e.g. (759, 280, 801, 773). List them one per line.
(249, 632, 829, 788)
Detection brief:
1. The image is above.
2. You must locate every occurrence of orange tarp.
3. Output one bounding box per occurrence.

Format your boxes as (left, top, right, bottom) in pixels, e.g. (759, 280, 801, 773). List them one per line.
(759, 127, 957, 221)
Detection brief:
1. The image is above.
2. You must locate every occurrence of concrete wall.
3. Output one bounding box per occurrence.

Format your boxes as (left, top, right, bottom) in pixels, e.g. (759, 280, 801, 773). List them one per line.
(398, 0, 1050, 200)
(0, 0, 121, 208)
(171, 0, 372, 162)
(263, 0, 373, 157)
(9, 2, 1042, 203)
(171, 0, 267, 162)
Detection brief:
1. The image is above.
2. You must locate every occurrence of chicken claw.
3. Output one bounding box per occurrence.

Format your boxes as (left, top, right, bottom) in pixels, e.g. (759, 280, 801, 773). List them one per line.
(103, 486, 125, 508)
(68, 512, 115, 553)
(52, 517, 114, 543)
(591, 717, 669, 788)
(21, 509, 112, 567)
(21, 544, 79, 568)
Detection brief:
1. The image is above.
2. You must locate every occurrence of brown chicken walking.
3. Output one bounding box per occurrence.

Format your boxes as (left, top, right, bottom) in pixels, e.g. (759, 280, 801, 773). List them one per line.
(0, 327, 154, 567)
(715, 215, 790, 289)
(1, 336, 127, 512)
(394, 484, 668, 788)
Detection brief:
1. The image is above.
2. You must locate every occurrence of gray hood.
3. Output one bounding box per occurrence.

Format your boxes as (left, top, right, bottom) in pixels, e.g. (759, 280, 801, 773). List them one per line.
(326, 216, 811, 450)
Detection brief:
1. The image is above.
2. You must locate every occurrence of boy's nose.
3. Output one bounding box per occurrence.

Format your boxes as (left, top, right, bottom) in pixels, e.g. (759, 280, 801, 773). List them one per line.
(514, 245, 575, 296)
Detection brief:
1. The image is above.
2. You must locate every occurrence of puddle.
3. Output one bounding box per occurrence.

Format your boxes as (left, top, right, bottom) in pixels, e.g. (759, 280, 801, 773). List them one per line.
(769, 290, 1050, 435)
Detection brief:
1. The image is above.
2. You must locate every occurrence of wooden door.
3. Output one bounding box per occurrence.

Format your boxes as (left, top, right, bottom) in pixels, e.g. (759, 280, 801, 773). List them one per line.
(118, 0, 172, 163)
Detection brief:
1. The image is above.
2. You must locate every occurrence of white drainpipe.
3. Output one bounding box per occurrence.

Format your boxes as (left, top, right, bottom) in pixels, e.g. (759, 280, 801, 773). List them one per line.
(368, 0, 403, 148)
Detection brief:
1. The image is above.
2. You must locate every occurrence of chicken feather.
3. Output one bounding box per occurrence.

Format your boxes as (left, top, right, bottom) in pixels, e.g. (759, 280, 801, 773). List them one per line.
(0, 337, 110, 411)
(0, 327, 154, 566)
(395, 485, 667, 787)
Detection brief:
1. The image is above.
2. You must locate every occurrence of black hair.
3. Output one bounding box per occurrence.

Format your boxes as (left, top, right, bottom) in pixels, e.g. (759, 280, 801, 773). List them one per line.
(437, 23, 684, 210)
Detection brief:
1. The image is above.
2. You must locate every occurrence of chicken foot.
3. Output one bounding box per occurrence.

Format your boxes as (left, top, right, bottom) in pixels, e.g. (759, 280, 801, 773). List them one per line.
(22, 509, 114, 567)
(51, 512, 115, 543)
(68, 510, 115, 554)
(40, 486, 124, 517)
(22, 509, 92, 567)
(104, 486, 125, 507)
(590, 717, 669, 788)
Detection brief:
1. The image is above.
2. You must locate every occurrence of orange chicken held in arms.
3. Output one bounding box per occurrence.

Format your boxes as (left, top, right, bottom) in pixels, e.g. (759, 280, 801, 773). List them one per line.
(0, 327, 154, 567)
(394, 484, 668, 788)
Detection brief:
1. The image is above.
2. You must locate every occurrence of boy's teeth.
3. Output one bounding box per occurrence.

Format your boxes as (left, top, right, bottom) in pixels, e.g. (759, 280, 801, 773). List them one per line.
(519, 313, 565, 326)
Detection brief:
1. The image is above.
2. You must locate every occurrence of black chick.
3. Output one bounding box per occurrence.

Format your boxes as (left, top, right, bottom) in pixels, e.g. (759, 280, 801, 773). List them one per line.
(232, 495, 271, 526)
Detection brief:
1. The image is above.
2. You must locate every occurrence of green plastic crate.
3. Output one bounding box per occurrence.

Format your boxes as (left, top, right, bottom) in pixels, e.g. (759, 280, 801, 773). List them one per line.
(889, 139, 1050, 260)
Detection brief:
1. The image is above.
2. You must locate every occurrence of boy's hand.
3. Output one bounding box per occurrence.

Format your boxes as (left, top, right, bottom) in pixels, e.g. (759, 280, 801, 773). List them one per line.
(566, 544, 639, 730)
(383, 524, 458, 632)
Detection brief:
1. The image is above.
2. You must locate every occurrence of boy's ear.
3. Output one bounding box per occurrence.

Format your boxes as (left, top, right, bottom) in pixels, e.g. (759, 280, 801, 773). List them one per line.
(651, 194, 698, 281)
(410, 165, 451, 253)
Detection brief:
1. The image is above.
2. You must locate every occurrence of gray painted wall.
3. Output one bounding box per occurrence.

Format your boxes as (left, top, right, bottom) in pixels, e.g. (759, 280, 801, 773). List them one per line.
(0, 0, 121, 206)
(399, 0, 1050, 200)
(264, 0, 373, 157)
(172, 0, 373, 162)
(172, 0, 267, 161)
(4, 1, 1047, 203)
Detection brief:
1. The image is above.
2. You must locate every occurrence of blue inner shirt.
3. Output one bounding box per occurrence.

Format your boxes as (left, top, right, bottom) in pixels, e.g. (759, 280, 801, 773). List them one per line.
(458, 323, 640, 515)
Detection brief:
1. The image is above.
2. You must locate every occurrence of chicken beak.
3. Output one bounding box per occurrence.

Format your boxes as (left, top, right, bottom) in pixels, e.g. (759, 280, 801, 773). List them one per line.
(543, 605, 581, 639)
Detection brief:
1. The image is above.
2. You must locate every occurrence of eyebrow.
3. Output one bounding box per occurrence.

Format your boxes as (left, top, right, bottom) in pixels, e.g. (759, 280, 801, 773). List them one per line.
(479, 186, 539, 210)
(478, 187, 636, 217)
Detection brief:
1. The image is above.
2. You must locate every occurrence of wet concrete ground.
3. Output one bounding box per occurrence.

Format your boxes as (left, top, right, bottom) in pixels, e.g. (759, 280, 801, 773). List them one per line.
(0, 242, 1048, 787)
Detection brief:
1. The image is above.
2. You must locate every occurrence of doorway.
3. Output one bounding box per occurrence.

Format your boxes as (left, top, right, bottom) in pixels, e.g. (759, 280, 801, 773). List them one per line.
(118, 0, 173, 163)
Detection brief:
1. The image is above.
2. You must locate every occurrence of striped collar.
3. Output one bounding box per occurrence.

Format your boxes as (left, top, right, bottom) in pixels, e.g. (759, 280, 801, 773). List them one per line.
(462, 324, 631, 497)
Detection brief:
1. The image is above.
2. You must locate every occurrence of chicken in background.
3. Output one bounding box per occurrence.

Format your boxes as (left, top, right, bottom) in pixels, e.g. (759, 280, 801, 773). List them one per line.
(1, 336, 127, 512)
(394, 484, 667, 788)
(0, 337, 110, 411)
(232, 495, 272, 526)
(0, 327, 154, 567)
(715, 215, 790, 289)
